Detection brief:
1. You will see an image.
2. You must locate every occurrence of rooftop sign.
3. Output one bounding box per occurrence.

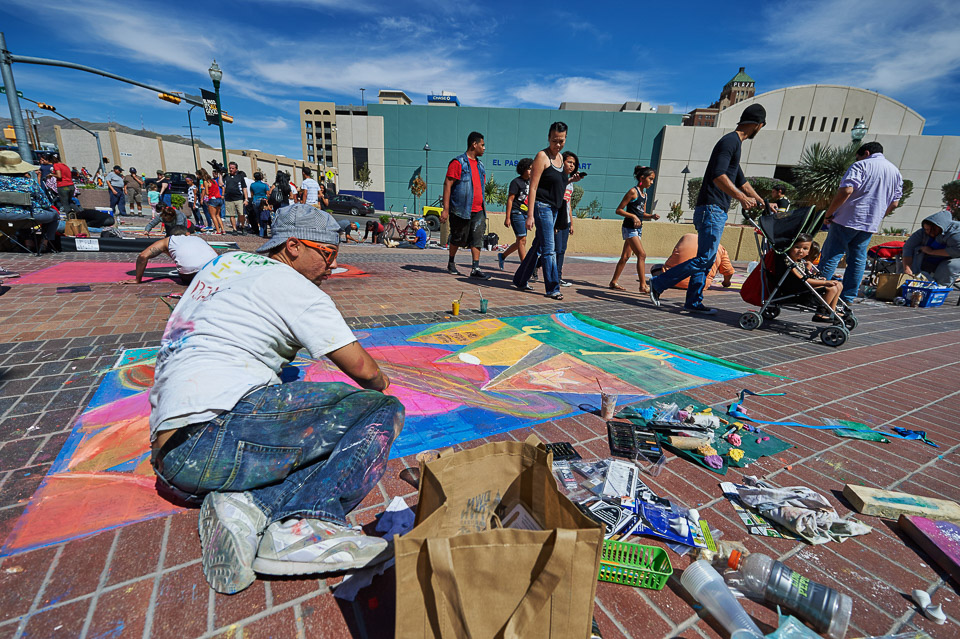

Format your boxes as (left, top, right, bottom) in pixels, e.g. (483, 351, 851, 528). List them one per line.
(427, 94, 460, 106)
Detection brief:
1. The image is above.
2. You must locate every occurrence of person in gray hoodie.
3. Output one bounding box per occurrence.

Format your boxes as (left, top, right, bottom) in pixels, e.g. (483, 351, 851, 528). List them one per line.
(902, 209, 960, 285)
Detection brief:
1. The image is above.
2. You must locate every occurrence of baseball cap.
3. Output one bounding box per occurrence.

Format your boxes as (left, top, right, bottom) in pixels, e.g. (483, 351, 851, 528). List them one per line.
(113, 165, 122, 171)
(738, 104, 766, 125)
(256, 203, 341, 254)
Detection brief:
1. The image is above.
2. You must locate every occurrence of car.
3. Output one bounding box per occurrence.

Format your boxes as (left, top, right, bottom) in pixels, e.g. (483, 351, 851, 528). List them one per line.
(327, 194, 375, 216)
(143, 171, 192, 195)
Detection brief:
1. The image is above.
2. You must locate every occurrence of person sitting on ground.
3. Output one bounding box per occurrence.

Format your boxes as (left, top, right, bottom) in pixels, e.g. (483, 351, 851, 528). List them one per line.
(145, 205, 191, 237)
(652, 233, 735, 289)
(338, 219, 360, 243)
(120, 225, 217, 286)
(397, 219, 428, 249)
(902, 210, 960, 286)
(774, 232, 842, 322)
(149, 204, 404, 595)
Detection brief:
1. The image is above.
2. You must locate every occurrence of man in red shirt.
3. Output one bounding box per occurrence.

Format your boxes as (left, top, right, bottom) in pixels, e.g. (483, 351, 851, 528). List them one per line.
(51, 154, 78, 215)
(441, 132, 490, 279)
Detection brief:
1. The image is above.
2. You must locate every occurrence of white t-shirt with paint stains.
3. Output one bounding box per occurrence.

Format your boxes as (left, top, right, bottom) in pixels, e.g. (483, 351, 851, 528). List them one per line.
(148, 251, 356, 440)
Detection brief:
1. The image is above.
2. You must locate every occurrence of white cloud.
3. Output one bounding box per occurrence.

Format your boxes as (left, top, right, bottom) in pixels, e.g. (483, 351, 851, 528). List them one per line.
(754, 0, 960, 98)
(511, 73, 642, 107)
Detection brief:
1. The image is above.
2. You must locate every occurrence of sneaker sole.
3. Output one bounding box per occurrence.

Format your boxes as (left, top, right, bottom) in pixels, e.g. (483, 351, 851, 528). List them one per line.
(199, 498, 256, 595)
(252, 548, 392, 576)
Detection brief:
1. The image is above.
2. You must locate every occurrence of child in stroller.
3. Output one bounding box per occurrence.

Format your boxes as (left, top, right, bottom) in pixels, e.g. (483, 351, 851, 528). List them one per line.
(740, 206, 858, 347)
(773, 233, 842, 322)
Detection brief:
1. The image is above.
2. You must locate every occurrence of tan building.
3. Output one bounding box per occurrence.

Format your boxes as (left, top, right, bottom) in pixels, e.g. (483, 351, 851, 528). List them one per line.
(685, 67, 755, 127)
(298, 101, 338, 176)
(378, 89, 411, 105)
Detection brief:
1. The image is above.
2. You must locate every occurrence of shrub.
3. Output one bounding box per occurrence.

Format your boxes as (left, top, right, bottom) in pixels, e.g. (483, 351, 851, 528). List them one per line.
(942, 180, 960, 220)
(667, 201, 683, 223)
(171, 194, 186, 210)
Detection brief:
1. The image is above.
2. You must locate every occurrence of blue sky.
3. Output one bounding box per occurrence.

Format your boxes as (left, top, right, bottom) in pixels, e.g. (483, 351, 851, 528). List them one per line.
(2, 0, 958, 159)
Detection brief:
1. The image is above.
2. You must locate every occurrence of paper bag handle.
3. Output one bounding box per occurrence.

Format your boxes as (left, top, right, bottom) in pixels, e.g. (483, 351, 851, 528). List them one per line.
(425, 528, 576, 639)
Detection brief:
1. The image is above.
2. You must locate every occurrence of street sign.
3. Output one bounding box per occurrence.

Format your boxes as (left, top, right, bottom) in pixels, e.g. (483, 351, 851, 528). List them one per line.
(0, 86, 24, 98)
(200, 88, 219, 125)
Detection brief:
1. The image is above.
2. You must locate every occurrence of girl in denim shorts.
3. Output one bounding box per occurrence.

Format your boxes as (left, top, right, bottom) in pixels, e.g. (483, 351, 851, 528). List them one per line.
(610, 166, 658, 292)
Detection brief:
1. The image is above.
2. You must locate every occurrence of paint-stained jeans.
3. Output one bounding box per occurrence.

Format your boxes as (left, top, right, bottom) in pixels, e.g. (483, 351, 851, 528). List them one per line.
(153, 381, 404, 525)
(513, 201, 560, 295)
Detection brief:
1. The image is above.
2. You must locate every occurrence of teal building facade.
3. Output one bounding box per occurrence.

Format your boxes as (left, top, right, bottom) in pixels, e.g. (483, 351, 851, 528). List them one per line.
(365, 104, 683, 217)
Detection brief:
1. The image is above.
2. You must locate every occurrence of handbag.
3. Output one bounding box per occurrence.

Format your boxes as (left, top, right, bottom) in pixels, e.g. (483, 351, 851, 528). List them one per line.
(63, 212, 89, 237)
(395, 436, 603, 639)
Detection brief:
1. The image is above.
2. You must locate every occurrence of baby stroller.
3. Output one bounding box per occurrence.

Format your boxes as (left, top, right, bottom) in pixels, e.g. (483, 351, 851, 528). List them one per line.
(739, 206, 858, 347)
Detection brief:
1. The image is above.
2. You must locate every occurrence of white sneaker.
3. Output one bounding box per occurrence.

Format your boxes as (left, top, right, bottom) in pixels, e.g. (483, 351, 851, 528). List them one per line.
(252, 518, 392, 576)
(198, 492, 268, 594)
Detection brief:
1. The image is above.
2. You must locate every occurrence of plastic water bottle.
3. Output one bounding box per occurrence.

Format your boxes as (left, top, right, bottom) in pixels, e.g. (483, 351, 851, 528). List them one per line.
(681, 561, 764, 639)
(747, 260, 759, 275)
(726, 551, 851, 639)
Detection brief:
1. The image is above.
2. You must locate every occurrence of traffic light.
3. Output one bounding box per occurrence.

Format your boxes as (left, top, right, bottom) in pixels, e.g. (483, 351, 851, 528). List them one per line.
(158, 93, 181, 105)
(37, 102, 56, 111)
(221, 111, 234, 124)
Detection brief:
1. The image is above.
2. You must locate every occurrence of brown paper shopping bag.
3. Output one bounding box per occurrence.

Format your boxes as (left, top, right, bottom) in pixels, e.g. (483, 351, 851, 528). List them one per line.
(63, 213, 89, 237)
(395, 436, 603, 639)
(874, 272, 910, 301)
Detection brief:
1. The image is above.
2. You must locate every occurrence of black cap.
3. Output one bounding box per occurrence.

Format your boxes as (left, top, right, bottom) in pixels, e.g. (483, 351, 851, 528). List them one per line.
(738, 104, 766, 125)
(113, 165, 122, 171)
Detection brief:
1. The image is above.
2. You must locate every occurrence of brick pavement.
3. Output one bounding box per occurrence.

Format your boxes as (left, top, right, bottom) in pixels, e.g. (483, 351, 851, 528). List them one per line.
(1, 239, 959, 638)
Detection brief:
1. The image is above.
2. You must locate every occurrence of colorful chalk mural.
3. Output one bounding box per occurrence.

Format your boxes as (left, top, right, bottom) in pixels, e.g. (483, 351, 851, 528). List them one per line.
(1, 312, 753, 556)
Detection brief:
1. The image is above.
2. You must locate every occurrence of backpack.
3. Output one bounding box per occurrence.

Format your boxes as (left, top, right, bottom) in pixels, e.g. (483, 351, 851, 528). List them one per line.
(268, 186, 286, 209)
(482, 232, 499, 250)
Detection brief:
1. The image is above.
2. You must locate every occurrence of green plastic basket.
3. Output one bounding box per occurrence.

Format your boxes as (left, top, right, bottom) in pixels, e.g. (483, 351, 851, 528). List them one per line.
(597, 539, 673, 590)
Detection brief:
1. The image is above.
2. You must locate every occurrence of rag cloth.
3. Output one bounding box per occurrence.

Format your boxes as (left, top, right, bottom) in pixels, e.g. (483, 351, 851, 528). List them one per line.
(733, 476, 872, 545)
(333, 496, 416, 600)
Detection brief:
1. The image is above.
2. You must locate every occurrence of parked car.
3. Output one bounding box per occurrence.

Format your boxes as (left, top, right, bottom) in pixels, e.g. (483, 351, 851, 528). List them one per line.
(143, 171, 192, 195)
(327, 194, 374, 216)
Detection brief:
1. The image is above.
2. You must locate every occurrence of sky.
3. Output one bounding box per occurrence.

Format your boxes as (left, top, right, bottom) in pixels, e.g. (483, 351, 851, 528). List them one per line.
(2, 0, 959, 160)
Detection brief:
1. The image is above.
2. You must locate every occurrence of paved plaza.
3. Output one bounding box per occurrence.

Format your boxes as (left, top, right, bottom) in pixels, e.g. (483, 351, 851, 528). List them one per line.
(1, 227, 959, 639)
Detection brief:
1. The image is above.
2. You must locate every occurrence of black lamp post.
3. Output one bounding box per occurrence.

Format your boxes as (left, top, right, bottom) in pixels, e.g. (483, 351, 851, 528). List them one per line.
(681, 165, 691, 204)
(208, 60, 227, 169)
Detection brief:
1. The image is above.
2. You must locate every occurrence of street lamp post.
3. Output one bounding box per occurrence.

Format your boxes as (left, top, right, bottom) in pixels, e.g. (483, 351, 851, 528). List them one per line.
(0, 32, 33, 162)
(680, 165, 691, 208)
(186, 104, 199, 174)
(423, 142, 430, 204)
(208, 60, 228, 170)
(360, 88, 365, 106)
(851, 118, 868, 144)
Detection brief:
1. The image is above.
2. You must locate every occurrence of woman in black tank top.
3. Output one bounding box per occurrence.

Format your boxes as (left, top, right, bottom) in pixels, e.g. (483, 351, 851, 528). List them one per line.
(512, 122, 571, 300)
(610, 166, 659, 292)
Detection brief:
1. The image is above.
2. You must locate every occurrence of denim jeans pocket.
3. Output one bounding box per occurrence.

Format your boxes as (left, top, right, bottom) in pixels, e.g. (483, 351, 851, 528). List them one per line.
(220, 441, 303, 492)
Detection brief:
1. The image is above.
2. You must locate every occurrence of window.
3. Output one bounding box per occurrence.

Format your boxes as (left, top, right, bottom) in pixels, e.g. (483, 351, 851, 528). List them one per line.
(842, 118, 849, 132)
(323, 110, 331, 115)
(352, 147, 368, 181)
(820, 118, 827, 132)
(308, 154, 314, 162)
(798, 116, 805, 130)
(305, 109, 312, 115)
(306, 133, 313, 140)
(305, 122, 312, 130)
(788, 116, 795, 130)
(809, 117, 816, 131)
(831, 117, 838, 132)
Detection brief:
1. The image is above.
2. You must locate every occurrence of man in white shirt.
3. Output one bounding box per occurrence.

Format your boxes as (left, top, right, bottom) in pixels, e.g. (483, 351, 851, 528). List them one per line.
(299, 167, 327, 208)
(149, 205, 403, 595)
(120, 225, 217, 286)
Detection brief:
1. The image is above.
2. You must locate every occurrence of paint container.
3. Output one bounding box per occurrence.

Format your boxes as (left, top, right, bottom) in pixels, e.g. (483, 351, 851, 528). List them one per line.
(479, 299, 489, 313)
(452, 300, 460, 315)
(415, 449, 440, 465)
(600, 392, 618, 420)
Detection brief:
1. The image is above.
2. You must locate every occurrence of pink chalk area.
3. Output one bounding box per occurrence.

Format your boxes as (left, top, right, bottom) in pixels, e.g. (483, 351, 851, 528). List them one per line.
(10, 262, 177, 285)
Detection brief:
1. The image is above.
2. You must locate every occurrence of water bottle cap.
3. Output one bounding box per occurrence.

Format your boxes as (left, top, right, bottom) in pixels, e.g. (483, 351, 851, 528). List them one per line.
(728, 549, 743, 570)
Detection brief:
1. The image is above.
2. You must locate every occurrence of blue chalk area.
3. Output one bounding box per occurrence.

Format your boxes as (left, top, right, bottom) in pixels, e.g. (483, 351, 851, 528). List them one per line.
(557, 313, 749, 382)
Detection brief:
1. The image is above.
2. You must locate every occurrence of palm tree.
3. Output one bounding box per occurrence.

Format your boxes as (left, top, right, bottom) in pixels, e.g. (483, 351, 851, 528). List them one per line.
(794, 141, 859, 210)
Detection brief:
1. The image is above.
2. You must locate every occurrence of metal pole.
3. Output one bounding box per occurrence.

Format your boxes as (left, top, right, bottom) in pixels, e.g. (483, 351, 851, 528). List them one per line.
(93, 132, 105, 178)
(425, 149, 429, 204)
(212, 78, 227, 169)
(0, 32, 33, 162)
(8, 49, 202, 106)
(187, 105, 198, 174)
